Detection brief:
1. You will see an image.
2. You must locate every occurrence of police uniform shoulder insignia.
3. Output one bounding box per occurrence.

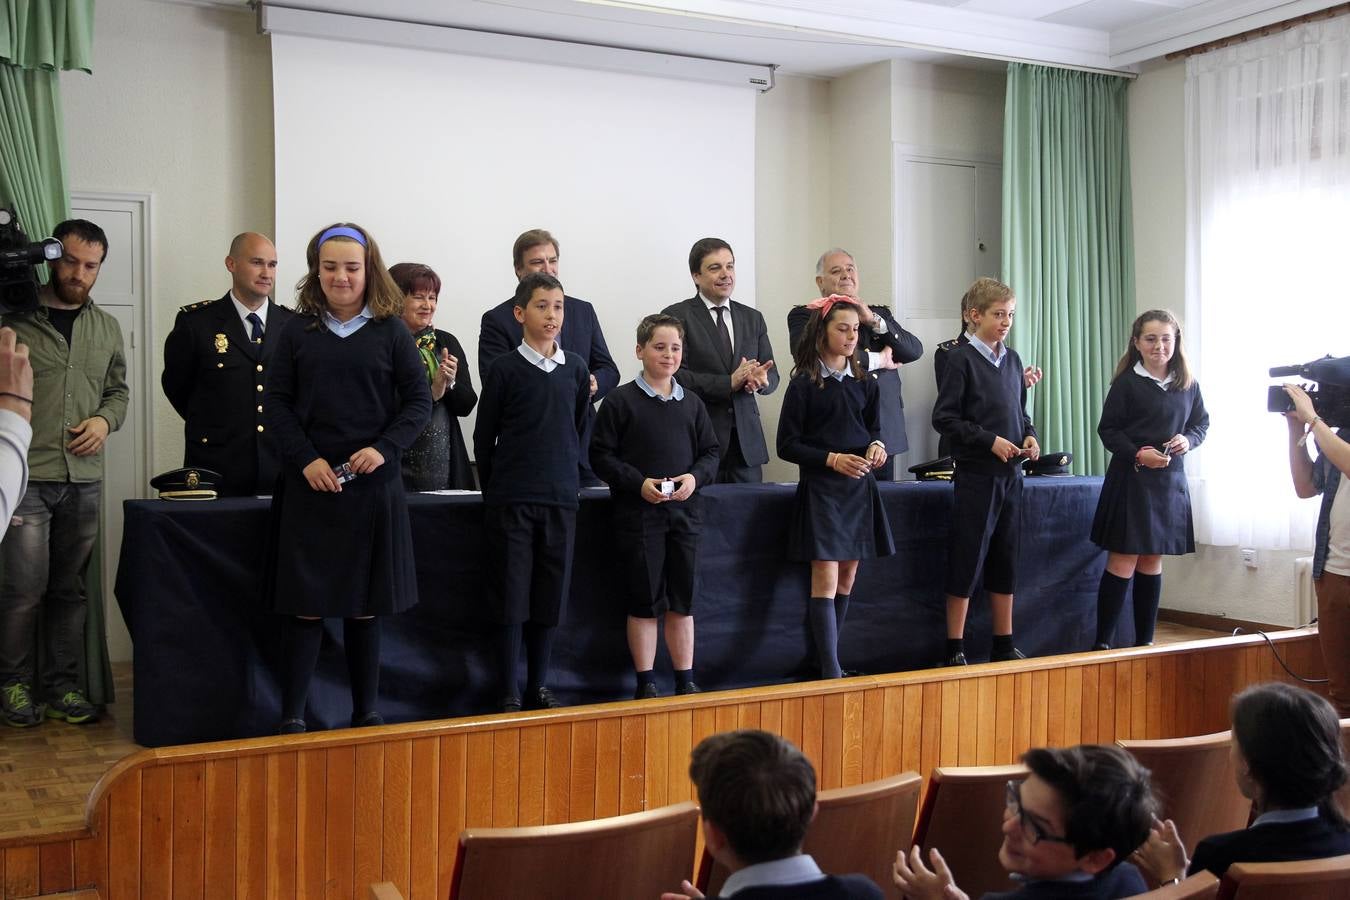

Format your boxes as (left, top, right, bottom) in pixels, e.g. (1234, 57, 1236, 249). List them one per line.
(936, 338, 960, 352)
(179, 297, 220, 314)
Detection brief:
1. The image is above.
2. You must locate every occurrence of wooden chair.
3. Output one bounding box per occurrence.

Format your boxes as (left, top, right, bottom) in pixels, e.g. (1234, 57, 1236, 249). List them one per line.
(696, 771, 924, 899)
(911, 764, 1028, 900)
(1220, 853, 1350, 899)
(1117, 731, 1250, 855)
(448, 800, 699, 900)
(1128, 871, 1219, 898)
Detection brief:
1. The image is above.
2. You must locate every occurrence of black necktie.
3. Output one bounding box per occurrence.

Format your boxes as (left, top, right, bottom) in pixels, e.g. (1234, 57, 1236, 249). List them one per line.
(713, 305, 733, 369)
(246, 312, 263, 343)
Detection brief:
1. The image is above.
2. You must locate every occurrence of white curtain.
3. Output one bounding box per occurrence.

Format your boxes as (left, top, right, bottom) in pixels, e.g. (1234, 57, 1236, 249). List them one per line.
(1185, 16, 1350, 550)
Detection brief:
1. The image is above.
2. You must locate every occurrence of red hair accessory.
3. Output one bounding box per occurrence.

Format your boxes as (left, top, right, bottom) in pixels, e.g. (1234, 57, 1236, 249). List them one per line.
(805, 293, 860, 320)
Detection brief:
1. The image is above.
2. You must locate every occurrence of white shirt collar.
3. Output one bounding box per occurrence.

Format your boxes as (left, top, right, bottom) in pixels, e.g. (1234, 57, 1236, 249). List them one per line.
(229, 291, 268, 328)
(1252, 806, 1320, 827)
(818, 360, 853, 382)
(1133, 360, 1174, 389)
(700, 292, 731, 311)
(517, 340, 567, 368)
(636, 373, 684, 401)
(721, 855, 825, 896)
(970, 333, 1006, 365)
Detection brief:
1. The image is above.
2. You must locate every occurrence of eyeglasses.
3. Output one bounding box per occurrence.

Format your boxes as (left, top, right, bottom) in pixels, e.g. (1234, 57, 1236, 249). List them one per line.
(1004, 780, 1072, 846)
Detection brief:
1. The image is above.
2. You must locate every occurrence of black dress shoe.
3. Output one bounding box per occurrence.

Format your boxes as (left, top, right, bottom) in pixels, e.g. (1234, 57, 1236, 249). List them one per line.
(351, 711, 384, 728)
(278, 718, 307, 735)
(1092, 642, 1111, 651)
(526, 687, 563, 710)
(634, 683, 660, 700)
(991, 647, 1027, 662)
(675, 682, 701, 696)
(840, 669, 868, 678)
(500, 696, 522, 713)
(944, 651, 968, 667)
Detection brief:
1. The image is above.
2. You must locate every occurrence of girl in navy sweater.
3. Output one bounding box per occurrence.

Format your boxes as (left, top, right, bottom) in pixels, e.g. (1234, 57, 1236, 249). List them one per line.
(1090, 310, 1208, 649)
(777, 295, 894, 679)
(264, 222, 431, 734)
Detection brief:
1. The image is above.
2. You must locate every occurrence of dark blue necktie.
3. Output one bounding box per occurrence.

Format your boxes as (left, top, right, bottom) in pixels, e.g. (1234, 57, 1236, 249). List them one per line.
(246, 312, 263, 343)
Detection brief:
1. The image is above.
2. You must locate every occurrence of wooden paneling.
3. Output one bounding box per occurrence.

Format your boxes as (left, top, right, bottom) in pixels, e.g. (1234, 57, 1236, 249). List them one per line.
(0, 630, 1329, 899)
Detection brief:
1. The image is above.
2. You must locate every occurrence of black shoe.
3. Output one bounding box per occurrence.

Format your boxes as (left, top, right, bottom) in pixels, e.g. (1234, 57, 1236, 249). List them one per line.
(991, 646, 1027, 662)
(840, 669, 867, 679)
(525, 687, 562, 710)
(634, 683, 660, 700)
(278, 718, 307, 735)
(944, 651, 968, 667)
(675, 682, 701, 696)
(351, 711, 384, 728)
(1092, 642, 1111, 651)
(500, 697, 522, 713)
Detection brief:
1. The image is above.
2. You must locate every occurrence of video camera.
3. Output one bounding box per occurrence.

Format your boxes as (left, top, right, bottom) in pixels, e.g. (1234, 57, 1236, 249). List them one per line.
(0, 207, 62, 315)
(1268, 355, 1350, 428)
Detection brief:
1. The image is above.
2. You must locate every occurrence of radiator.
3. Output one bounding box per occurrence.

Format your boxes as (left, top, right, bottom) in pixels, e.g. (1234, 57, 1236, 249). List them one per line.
(1295, 556, 1316, 625)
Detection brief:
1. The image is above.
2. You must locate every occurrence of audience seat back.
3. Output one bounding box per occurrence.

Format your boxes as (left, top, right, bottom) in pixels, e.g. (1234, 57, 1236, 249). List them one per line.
(448, 800, 699, 900)
(1117, 731, 1251, 855)
(912, 764, 1029, 900)
(1337, 718, 1349, 816)
(697, 770, 923, 899)
(1220, 852, 1350, 899)
(1128, 871, 1219, 899)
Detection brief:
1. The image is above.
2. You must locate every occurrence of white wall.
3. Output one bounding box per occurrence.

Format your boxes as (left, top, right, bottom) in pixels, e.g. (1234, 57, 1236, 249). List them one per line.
(60, 1, 274, 478)
(754, 74, 832, 482)
(1128, 56, 1302, 626)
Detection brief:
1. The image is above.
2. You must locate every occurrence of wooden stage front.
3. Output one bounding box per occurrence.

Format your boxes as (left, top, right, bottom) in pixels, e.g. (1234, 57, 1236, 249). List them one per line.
(0, 628, 1327, 899)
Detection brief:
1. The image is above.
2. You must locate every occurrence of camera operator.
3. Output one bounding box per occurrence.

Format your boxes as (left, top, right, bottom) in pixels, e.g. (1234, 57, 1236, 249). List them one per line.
(1285, 383, 1350, 717)
(0, 326, 33, 531)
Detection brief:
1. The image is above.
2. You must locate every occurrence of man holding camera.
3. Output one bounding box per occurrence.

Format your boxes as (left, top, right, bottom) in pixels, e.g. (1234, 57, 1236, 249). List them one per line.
(0, 219, 128, 728)
(1285, 383, 1350, 717)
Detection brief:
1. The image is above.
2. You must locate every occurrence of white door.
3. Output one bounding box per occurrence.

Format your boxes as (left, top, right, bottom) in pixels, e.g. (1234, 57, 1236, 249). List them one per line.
(893, 151, 1001, 469)
(69, 193, 153, 664)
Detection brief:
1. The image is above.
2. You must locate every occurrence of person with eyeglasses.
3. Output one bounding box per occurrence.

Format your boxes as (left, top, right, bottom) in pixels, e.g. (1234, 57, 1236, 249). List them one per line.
(893, 745, 1156, 899)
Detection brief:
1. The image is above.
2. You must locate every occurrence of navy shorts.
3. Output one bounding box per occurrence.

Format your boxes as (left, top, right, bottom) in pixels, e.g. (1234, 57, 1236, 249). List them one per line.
(944, 470, 1023, 598)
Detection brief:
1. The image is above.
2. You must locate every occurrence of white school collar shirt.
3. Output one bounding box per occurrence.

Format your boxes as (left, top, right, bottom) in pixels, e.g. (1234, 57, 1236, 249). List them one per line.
(230, 291, 268, 335)
(517, 340, 568, 373)
(700, 292, 736, 352)
(720, 854, 826, 896)
(636, 373, 685, 401)
(970, 333, 1007, 367)
(1133, 361, 1174, 390)
(818, 360, 854, 382)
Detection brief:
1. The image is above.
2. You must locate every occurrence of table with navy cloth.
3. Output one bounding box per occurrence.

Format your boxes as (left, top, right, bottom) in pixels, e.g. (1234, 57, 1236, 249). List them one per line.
(115, 477, 1117, 747)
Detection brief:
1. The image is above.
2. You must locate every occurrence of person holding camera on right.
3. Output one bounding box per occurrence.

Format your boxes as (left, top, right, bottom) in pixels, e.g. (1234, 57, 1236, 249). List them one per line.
(1285, 382, 1350, 717)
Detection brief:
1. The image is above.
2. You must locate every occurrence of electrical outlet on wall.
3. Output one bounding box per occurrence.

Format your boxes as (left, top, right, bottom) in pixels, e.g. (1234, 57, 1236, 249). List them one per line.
(1241, 548, 1258, 568)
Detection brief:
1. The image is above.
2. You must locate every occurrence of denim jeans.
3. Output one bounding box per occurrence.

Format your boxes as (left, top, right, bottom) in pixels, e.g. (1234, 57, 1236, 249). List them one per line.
(0, 480, 101, 696)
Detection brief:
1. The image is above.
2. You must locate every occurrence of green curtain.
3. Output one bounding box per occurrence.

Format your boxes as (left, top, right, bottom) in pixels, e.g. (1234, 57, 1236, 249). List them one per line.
(1002, 63, 1135, 476)
(0, 0, 92, 256)
(0, 1, 108, 705)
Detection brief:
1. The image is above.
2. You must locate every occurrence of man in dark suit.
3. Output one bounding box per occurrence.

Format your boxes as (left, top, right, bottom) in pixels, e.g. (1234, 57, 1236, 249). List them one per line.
(478, 228, 619, 485)
(161, 232, 295, 496)
(787, 248, 923, 480)
(662, 238, 778, 483)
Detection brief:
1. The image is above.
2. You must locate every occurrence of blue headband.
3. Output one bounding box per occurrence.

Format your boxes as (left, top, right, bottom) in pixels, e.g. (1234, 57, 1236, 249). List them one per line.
(318, 225, 367, 247)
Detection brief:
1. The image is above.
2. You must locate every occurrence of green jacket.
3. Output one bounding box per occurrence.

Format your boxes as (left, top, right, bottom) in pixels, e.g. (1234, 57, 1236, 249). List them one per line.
(3, 301, 129, 483)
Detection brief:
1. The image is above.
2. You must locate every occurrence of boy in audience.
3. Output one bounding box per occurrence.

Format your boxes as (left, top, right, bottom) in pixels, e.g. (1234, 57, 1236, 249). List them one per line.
(663, 729, 883, 900)
(472, 272, 592, 713)
(893, 744, 1155, 900)
(589, 314, 720, 699)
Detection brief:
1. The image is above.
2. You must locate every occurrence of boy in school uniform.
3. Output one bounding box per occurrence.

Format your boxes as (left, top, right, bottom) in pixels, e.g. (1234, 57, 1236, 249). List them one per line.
(473, 271, 592, 712)
(590, 314, 721, 699)
(931, 277, 1039, 667)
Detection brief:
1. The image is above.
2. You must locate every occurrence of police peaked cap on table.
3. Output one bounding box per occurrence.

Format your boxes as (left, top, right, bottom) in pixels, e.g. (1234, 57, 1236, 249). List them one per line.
(149, 467, 222, 500)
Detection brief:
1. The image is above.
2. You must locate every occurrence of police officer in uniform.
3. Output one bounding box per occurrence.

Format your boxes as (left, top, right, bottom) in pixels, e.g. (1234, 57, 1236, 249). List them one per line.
(162, 232, 296, 496)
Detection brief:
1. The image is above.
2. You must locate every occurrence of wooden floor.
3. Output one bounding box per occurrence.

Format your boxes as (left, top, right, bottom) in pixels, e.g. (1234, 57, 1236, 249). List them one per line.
(0, 621, 1225, 841)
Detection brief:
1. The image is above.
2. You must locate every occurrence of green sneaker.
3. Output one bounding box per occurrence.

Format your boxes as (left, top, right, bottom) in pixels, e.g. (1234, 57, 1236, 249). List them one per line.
(1, 681, 43, 727)
(45, 689, 98, 725)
